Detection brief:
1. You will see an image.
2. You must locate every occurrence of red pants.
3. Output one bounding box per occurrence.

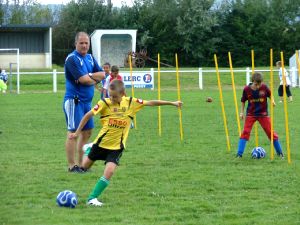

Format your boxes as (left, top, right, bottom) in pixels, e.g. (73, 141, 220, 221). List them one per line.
(240, 116, 278, 141)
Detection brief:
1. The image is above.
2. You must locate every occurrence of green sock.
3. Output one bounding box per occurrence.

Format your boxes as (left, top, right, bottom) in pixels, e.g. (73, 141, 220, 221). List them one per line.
(88, 176, 110, 201)
(84, 146, 92, 156)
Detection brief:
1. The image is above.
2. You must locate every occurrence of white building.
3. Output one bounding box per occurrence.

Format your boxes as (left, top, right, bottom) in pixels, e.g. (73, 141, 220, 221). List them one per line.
(0, 25, 52, 69)
(289, 50, 300, 87)
(90, 29, 137, 67)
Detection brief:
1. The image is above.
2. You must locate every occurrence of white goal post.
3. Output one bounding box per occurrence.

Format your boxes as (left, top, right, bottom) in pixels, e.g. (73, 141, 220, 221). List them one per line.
(0, 48, 20, 94)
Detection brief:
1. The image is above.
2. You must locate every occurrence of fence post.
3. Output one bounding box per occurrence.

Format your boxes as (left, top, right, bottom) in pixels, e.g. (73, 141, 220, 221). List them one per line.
(199, 67, 203, 90)
(53, 69, 57, 93)
(246, 67, 250, 85)
(151, 68, 154, 90)
(9, 63, 13, 93)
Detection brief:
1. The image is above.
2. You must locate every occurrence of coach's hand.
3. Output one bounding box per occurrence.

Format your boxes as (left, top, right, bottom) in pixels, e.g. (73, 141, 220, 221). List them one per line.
(68, 133, 78, 139)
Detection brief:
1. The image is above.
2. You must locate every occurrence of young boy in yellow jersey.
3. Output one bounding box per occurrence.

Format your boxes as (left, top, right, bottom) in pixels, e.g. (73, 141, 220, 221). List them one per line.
(68, 79, 182, 206)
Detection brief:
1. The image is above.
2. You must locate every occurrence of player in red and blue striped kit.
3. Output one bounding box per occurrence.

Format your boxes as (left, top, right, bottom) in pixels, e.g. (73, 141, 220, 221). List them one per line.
(237, 72, 284, 158)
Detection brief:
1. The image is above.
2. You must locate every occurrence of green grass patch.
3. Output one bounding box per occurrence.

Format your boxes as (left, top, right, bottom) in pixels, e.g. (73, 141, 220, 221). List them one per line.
(7, 66, 283, 93)
(0, 68, 299, 225)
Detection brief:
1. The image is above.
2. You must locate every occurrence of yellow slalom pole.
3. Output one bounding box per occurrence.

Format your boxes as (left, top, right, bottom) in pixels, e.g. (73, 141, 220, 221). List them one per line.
(251, 50, 259, 147)
(270, 49, 274, 160)
(129, 55, 137, 128)
(280, 52, 291, 164)
(251, 50, 255, 74)
(228, 52, 241, 136)
(296, 50, 300, 79)
(214, 54, 230, 152)
(175, 53, 184, 141)
(158, 53, 162, 136)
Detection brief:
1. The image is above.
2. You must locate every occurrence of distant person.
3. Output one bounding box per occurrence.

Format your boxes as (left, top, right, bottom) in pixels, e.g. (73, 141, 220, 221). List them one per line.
(102, 65, 136, 128)
(103, 65, 123, 98)
(95, 62, 110, 99)
(68, 79, 183, 206)
(0, 68, 8, 94)
(276, 61, 293, 103)
(236, 72, 284, 158)
(63, 31, 105, 173)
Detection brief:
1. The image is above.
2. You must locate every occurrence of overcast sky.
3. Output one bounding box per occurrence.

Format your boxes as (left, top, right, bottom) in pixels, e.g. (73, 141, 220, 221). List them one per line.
(36, 0, 134, 7)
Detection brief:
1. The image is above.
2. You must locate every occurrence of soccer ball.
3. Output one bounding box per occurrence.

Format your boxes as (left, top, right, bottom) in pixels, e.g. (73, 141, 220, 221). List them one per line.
(56, 190, 78, 208)
(206, 97, 213, 102)
(251, 147, 266, 159)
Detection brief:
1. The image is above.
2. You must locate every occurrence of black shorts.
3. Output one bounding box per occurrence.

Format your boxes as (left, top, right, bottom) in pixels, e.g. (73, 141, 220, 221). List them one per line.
(278, 85, 292, 97)
(88, 144, 123, 165)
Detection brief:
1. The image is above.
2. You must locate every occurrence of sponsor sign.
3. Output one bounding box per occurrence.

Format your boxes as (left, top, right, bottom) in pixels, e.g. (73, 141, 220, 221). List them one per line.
(121, 72, 154, 89)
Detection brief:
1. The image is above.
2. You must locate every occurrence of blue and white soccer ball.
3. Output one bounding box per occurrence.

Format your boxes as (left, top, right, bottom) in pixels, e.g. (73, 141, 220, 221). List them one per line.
(56, 190, 78, 208)
(251, 147, 266, 159)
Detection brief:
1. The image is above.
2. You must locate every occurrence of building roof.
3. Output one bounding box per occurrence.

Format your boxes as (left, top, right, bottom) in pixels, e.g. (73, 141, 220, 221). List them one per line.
(90, 29, 137, 37)
(0, 24, 51, 32)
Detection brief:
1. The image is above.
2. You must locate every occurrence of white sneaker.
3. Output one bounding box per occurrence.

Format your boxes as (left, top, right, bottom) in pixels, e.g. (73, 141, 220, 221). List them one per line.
(82, 143, 93, 156)
(87, 198, 103, 207)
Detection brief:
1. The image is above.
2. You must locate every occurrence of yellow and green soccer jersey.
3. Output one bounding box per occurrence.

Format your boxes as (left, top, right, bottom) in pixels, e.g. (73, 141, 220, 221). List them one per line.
(92, 96, 147, 150)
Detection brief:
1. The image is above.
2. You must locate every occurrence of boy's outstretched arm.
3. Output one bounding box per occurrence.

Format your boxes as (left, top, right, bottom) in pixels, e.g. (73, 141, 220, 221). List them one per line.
(145, 100, 182, 108)
(68, 111, 94, 139)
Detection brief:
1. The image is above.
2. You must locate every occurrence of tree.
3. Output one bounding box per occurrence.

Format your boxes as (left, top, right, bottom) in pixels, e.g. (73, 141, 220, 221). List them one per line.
(213, 0, 300, 66)
(52, 0, 113, 64)
(25, 3, 54, 24)
(176, 0, 217, 66)
(0, 0, 4, 24)
(1, 0, 55, 25)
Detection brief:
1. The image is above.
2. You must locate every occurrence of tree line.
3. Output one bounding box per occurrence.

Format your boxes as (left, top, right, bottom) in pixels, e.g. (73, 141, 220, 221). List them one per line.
(1, 0, 299, 67)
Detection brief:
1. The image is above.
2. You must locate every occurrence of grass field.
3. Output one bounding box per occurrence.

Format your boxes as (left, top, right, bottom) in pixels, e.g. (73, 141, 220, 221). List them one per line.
(1, 68, 300, 225)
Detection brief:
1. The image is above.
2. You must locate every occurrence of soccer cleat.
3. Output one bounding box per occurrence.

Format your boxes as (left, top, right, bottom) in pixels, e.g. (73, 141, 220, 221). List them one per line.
(87, 198, 103, 207)
(278, 153, 284, 159)
(80, 167, 89, 173)
(82, 143, 93, 156)
(236, 154, 242, 158)
(68, 165, 84, 173)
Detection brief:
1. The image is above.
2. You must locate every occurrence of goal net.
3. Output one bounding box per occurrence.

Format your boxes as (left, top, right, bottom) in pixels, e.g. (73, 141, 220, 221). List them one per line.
(0, 48, 20, 94)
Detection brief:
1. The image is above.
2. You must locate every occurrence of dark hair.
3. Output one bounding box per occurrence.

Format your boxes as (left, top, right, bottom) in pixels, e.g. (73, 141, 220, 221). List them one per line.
(276, 61, 282, 67)
(109, 79, 125, 94)
(252, 72, 263, 83)
(75, 32, 89, 44)
(103, 62, 111, 67)
(111, 65, 119, 73)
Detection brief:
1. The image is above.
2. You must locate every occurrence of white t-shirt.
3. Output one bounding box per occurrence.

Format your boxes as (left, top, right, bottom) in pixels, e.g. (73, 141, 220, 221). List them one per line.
(279, 68, 291, 86)
(103, 76, 111, 90)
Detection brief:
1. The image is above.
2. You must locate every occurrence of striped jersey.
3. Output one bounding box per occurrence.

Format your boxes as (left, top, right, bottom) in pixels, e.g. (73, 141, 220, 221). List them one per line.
(241, 83, 271, 117)
(92, 96, 147, 150)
